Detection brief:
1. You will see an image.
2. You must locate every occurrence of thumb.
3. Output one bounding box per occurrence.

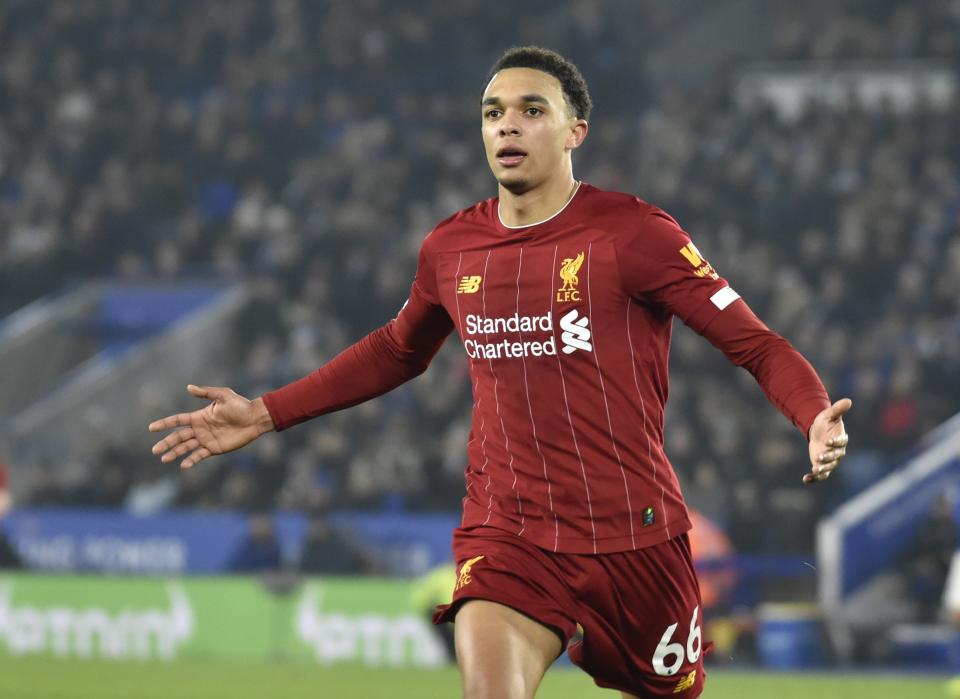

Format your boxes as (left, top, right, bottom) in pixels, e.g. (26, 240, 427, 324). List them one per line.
(829, 397, 853, 418)
(187, 384, 227, 402)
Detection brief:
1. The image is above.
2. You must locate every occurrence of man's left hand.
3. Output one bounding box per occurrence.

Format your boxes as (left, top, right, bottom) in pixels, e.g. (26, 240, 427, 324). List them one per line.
(805, 398, 852, 484)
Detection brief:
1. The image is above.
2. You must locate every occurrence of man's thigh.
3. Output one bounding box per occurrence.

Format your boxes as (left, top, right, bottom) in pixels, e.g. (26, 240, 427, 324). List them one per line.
(455, 599, 562, 699)
(566, 534, 708, 698)
(433, 527, 579, 698)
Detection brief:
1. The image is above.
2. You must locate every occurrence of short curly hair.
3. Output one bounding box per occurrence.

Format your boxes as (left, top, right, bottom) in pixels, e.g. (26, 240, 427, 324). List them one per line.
(486, 46, 593, 121)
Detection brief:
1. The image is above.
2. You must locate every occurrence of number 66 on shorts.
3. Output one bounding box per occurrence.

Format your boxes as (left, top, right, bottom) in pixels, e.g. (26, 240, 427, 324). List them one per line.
(652, 605, 702, 676)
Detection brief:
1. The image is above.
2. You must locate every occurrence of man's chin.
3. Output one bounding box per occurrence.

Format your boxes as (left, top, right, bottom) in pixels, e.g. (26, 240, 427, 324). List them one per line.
(497, 175, 532, 195)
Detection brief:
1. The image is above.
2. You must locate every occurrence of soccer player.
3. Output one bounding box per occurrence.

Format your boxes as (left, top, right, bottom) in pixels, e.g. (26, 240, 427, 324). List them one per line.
(149, 47, 851, 698)
(0, 463, 22, 570)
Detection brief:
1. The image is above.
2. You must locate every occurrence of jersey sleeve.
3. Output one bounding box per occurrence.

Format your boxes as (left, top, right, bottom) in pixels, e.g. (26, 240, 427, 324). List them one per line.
(700, 300, 831, 436)
(617, 209, 734, 333)
(618, 206, 829, 436)
(408, 231, 443, 304)
(261, 239, 454, 431)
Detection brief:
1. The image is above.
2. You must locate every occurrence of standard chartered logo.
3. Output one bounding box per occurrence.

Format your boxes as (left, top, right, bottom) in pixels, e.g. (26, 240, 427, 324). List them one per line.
(462, 309, 592, 359)
(0, 581, 193, 660)
(559, 308, 592, 354)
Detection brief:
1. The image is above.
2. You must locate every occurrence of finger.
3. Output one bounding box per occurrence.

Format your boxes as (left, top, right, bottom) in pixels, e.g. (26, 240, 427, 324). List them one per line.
(181, 447, 211, 470)
(151, 428, 195, 455)
(829, 398, 853, 419)
(805, 460, 840, 483)
(148, 413, 192, 433)
(803, 469, 834, 485)
(818, 448, 846, 463)
(161, 438, 200, 464)
(828, 435, 849, 448)
(816, 460, 840, 476)
(188, 384, 228, 402)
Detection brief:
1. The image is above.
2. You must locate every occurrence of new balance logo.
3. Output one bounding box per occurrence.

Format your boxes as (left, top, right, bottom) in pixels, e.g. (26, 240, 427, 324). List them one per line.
(457, 276, 482, 294)
(673, 669, 697, 693)
(559, 309, 592, 355)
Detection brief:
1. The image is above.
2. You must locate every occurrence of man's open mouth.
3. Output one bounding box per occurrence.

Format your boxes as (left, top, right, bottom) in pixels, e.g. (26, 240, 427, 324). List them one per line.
(496, 146, 527, 166)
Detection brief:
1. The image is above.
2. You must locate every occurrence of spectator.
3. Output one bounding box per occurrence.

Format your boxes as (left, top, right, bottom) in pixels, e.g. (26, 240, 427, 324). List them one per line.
(410, 562, 457, 661)
(0, 463, 23, 569)
(904, 494, 956, 623)
(298, 516, 372, 575)
(228, 514, 282, 573)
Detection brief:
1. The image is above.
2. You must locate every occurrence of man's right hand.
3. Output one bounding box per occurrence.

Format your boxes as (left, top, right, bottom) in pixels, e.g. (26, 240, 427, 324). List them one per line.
(149, 385, 275, 469)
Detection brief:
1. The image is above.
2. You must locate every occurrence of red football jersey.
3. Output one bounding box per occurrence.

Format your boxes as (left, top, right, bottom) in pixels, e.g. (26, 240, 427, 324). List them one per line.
(263, 183, 829, 555)
(418, 182, 732, 554)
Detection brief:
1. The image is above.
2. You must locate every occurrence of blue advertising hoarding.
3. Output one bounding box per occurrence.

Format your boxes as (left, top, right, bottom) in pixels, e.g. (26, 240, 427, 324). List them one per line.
(0, 508, 458, 576)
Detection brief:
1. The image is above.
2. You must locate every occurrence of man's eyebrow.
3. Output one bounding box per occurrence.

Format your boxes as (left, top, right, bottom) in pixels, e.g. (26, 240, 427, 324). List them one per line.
(481, 94, 550, 107)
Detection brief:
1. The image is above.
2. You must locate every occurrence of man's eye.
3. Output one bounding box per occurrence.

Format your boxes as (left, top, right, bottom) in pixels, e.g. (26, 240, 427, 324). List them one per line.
(485, 110, 501, 119)
(526, 107, 542, 116)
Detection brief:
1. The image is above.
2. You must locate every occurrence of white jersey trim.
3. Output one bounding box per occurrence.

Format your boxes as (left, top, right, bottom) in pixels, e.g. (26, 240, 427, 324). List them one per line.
(480, 249, 525, 532)
(627, 299, 669, 539)
(550, 244, 598, 552)
(454, 252, 494, 526)
(586, 243, 636, 549)
(497, 182, 582, 229)
(516, 247, 558, 546)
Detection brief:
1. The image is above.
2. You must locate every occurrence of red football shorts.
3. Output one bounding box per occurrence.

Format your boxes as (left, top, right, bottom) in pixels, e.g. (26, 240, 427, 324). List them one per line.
(434, 526, 710, 697)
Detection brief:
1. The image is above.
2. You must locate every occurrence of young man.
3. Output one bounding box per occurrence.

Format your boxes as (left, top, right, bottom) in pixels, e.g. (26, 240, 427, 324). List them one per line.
(150, 47, 851, 698)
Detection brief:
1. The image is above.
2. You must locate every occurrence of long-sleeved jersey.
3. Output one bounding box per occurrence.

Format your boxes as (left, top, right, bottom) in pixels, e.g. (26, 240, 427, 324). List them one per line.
(263, 183, 830, 554)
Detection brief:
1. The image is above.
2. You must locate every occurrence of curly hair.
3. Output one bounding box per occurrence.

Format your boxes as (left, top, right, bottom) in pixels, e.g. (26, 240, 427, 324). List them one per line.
(487, 46, 593, 121)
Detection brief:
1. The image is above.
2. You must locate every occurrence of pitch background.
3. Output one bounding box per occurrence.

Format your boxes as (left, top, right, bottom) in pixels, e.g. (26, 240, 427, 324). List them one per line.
(0, 659, 945, 699)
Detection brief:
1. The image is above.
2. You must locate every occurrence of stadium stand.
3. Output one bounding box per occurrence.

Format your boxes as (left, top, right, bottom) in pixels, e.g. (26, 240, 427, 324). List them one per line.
(0, 0, 957, 569)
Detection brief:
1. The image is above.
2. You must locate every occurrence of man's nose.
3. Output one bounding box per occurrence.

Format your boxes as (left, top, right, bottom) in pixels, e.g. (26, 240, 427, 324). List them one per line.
(498, 117, 521, 137)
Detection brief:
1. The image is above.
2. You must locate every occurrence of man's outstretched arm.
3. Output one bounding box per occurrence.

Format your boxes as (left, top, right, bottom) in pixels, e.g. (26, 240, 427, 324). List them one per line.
(262, 291, 454, 429)
(618, 208, 850, 485)
(149, 287, 454, 469)
(699, 300, 851, 484)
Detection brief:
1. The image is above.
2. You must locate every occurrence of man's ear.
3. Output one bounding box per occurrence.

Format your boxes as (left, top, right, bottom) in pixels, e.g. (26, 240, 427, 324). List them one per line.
(566, 120, 588, 151)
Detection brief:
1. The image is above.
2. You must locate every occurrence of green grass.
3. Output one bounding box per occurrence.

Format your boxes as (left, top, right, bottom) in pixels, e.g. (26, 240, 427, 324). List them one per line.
(0, 657, 946, 698)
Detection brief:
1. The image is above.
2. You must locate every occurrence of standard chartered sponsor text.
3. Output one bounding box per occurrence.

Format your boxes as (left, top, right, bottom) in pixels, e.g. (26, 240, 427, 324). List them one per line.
(465, 312, 553, 335)
(463, 309, 591, 358)
(465, 336, 558, 359)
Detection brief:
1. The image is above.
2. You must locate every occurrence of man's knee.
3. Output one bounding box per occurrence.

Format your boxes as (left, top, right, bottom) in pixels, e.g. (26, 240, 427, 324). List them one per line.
(462, 675, 528, 699)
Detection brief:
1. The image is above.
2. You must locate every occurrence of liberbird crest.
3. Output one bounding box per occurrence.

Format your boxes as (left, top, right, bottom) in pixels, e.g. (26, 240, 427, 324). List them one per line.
(455, 555, 485, 591)
(557, 251, 585, 302)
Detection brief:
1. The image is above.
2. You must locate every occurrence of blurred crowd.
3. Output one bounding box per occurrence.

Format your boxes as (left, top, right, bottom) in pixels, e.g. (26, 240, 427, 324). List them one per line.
(1, 0, 958, 554)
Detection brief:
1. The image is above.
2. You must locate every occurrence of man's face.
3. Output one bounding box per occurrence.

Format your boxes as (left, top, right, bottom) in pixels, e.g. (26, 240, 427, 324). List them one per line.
(481, 67, 584, 194)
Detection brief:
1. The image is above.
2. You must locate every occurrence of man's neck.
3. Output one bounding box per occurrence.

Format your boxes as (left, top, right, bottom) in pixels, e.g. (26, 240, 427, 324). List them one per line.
(497, 175, 580, 228)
